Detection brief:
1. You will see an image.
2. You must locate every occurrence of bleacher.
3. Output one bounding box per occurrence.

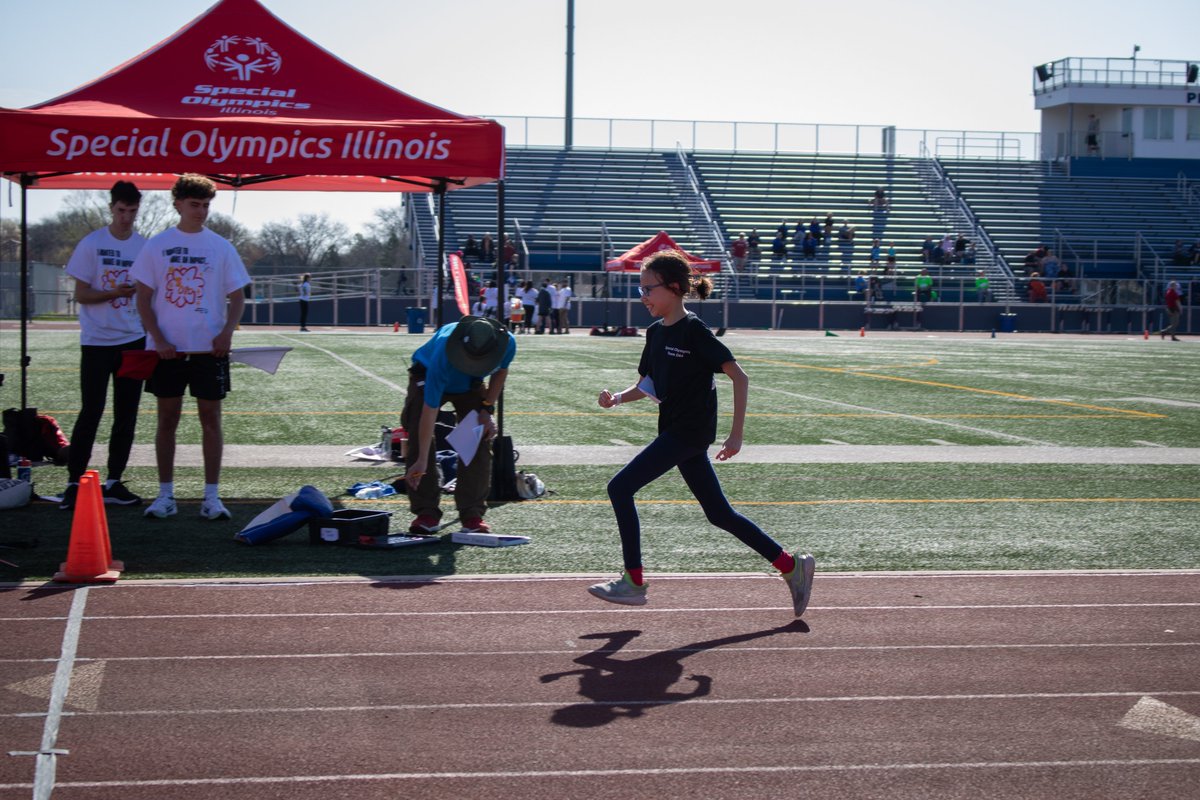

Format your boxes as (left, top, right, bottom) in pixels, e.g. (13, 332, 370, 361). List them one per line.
(690, 151, 990, 300)
(426, 148, 713, 273)
(940, 159, 1197, 281)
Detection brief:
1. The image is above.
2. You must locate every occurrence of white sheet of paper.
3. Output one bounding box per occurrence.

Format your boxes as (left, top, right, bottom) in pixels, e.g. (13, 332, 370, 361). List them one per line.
(637, 375, 661, 404)
(447, 410, 486, 466)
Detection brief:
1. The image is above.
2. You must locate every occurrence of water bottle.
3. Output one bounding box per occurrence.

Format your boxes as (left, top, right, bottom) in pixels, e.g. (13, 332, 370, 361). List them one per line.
(16, 457, 32, 485)
(391, 426, 408, 461)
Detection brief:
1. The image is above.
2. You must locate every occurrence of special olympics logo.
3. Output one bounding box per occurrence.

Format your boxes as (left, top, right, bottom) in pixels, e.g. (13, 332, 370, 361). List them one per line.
(203, 35, 282, 81)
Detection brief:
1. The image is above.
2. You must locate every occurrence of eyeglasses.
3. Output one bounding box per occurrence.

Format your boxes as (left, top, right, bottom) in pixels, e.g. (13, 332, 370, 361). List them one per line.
(638, 282, 665, 297)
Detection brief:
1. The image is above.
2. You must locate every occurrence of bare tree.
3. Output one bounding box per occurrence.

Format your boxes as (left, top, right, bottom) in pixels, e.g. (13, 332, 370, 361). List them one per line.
(255, 212, 348, 268)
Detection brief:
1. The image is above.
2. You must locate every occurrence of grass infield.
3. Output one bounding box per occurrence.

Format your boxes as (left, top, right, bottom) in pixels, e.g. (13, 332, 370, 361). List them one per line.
(2, 327, 1197, 580)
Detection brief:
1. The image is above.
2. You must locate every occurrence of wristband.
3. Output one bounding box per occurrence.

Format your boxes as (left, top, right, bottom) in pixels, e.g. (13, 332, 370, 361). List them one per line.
(613, 392, 622, 405)
(479, 402, 495, 414)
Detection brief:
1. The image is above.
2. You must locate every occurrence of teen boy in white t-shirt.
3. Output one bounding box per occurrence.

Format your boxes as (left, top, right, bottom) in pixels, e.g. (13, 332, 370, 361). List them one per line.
(59, 181, 147, 511)
(132, 174, 250, 521)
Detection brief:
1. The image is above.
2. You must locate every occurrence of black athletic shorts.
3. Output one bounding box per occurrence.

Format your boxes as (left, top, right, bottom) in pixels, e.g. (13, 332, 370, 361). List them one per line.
(146, 354, 231, 401)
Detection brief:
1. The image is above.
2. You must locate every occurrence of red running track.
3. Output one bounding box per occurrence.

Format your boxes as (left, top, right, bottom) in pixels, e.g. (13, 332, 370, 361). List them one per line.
(1, 571, 1198, 799)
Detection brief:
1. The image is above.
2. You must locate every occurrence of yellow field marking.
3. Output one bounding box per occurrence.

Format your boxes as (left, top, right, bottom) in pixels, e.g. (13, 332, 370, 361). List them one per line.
(741, 356, 1165, 419)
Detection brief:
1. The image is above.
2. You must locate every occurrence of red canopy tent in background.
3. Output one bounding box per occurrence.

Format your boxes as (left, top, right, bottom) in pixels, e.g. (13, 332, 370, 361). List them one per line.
(604, 231, 722, 273)
(0, 0, 506, 408)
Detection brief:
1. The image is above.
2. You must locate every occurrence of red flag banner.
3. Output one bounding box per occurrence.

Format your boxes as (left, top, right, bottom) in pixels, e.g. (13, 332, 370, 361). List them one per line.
(447, 253, 471, 316)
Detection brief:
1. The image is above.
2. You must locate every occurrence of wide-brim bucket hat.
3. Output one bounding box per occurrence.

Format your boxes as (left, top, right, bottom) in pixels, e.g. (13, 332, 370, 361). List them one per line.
(446, 316, 510, 377)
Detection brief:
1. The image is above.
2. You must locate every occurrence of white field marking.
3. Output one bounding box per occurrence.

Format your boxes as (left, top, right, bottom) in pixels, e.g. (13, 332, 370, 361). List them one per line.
(927, 439, 956, 446)
(821, 438, 851, 445)
(608, 439, 634, 446)
(2, 600, 1190, 623)
(4, 661, 105, 711)
(1132, 440, 1168, 448)
(752, 384, 1060, 446)
(5, 757, 1200, 790)
(1119, 696, 1200, 743)
(8, 690, 1200, 723)
(277, 334, 406, 393)
(1, 641, 1195, 668)
(29, 586, 88, 800)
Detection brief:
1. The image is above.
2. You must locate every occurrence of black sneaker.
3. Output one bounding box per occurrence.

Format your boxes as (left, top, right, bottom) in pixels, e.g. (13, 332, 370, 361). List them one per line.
(102, 481, 143, 506)
(60, 483, 79, 510)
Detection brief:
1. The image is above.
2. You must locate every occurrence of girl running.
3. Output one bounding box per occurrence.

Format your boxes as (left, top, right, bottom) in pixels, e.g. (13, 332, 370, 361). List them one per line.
(590, 250, 815, 615)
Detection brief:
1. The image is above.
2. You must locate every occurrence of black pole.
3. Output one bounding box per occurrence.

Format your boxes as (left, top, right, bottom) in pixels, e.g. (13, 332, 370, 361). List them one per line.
(565, 0, 574, 149)
(19, 175, 31, 409)
(435, 184, 446, 329)
(495, 179, 506, 436)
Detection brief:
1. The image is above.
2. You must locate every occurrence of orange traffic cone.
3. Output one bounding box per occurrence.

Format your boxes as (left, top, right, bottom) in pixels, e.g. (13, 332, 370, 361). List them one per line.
(54, 471, 122, 583)
(860, 326, 866, 337)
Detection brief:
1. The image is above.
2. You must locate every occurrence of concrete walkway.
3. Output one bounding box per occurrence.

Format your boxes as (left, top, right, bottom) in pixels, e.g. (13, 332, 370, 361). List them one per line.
(89, 443, 1200, 468)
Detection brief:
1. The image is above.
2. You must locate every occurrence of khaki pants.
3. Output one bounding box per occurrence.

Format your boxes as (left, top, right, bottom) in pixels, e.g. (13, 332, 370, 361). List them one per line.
(402, 367, 492, 522)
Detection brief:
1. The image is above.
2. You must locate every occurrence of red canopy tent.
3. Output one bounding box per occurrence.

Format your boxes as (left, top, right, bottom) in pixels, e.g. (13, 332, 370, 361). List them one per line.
(0, 0, 503, 191)
(0, 0, 506, 407)
(604, 231, 722, 273)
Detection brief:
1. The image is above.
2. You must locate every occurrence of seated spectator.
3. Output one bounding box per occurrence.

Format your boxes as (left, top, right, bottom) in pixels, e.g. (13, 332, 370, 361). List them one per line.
(853, 272, 868, 297)
(479, 234, 495, 264)
(747, 229, 761, 259)
(839, 221, 854, 241)
(802, 231, 818, 259)
(1053, 263, 1074, 294)
(1170, 240, 1188, 266)
(792, 226, 805, 255)
(868, 274, 884, 303)
(463, 235, 480, 261)
(776, 220, 789, 241)
(1023, 246, 1045, 276)
(954, 234, 968, 263)
(822, 213, 835, 243)
(940, 234, 956, 263)
(869, 187, 889, 210)
(502, 235, 517, 268)
(1027, 273, 1048, 303)
(869, 239, 881, 266)
(964, 242, 977, 265)
(771, 232, 787, 261)
(808, 217, 822, 240)
(1191, 239, 1200, 266)
(921, 237, 936, 264)
(883, 255, 897, 276)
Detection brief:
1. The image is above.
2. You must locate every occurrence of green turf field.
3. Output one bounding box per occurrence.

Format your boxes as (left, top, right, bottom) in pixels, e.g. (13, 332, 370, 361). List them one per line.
(2, 327, 1198, 580)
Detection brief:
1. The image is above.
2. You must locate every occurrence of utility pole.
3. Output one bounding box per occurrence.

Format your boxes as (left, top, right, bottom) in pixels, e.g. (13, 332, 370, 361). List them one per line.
(565, 0, 574, 149)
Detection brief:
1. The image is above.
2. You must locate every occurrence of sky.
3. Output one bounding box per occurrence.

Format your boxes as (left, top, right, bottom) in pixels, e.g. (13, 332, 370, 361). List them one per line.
(1, 0, 1196, 235)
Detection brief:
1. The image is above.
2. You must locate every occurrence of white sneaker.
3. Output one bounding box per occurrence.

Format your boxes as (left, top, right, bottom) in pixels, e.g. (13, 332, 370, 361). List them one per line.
(144, 495, 177, 519)
(784, 553, 816, 617)
(199, 497, 232, 520)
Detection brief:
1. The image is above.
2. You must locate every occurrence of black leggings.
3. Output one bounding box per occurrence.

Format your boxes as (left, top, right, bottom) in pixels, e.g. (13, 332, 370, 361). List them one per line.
(606, 431, 784, 571)
(67, 338, 146, 483)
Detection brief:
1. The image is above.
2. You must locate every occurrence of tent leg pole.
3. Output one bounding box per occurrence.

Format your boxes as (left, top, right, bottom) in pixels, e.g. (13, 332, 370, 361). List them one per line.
(435, 184, 447, 329)
(495, 179, 506, 436)
(20, 176, 31, 409)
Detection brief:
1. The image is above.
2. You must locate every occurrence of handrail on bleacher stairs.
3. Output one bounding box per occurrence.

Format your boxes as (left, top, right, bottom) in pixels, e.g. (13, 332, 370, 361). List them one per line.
(1177, 172, 1200, 209)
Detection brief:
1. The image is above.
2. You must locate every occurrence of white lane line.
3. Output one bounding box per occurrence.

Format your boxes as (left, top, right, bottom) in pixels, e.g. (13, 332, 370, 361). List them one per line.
(1, 640, 1196, 667)
(754, 384, 1060, 446)
(821, 438, 851, 445)
(278, 334, 405, 393)
(8, 689, 1200, 722)
(5, 757, 1200, 790)
(1132, 440, 1168, 448)
(926, 439, 956, 446)
(34, 601, 1197, 621)
(26, 587, 88, 800)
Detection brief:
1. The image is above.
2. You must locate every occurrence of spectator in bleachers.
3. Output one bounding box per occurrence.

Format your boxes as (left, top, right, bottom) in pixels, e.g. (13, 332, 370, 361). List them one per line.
(954, 234, 968, 263)
(869, 239, 882, 267)
(1172, 241, 1190, 266)
(479, 234, 495, 265)
(921, 237, 936, 264)
(463, 235, 480, 261)
(838, 221, 855, 267)
(730, 234, 748, 272)
(869, 187, 889, 210)
(854, 272, 868, 297)
(914, 268, 934, 303)
(1157, 281, 1182, 341)
(791, 226, 805, 257)
(1023, 246, 1045, 276)
(808, 217, 822, 241)
(1040, 247, 1061, 279)
(1027, 273, 1048, 303)
(823, 213, 835, 244)
(868, 274, 884, 303)
(776, 221, 789, 241)
(1190, 239, 1200, 266)
(502, 235, 517, 268)
(964, 241, 977, 265)
(940, 234, 955, 264)
(886, 241, 896, 261)
(771, 230, 787, 262)
(883, 255, 897, 277)
(1053, 262, 1074, 294)
(802, 231, 818, 260)
(747, 229, 761, 260)
(975, 270, 992, 303)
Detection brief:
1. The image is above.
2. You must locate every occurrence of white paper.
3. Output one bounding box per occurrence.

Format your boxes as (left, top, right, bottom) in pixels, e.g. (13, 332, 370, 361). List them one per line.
(230, 346, 292, 375)
(446, 410, 486, 466)
(637, 374, 661, 404)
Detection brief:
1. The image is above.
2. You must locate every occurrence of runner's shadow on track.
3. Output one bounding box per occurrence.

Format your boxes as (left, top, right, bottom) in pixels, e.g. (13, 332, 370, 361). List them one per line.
(540, 620, 808, 727)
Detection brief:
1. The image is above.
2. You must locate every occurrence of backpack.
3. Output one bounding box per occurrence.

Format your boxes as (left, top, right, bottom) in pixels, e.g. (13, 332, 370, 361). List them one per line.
(515, 471, 546, 500)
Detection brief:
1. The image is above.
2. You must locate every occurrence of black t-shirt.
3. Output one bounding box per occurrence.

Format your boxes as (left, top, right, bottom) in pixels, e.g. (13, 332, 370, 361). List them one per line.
(637, 313, 734, 446)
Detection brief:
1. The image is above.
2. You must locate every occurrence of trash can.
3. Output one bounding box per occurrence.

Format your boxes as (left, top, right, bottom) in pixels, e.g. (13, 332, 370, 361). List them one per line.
(406, 307, 427, 335)
(997, 312, 1017, 333)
